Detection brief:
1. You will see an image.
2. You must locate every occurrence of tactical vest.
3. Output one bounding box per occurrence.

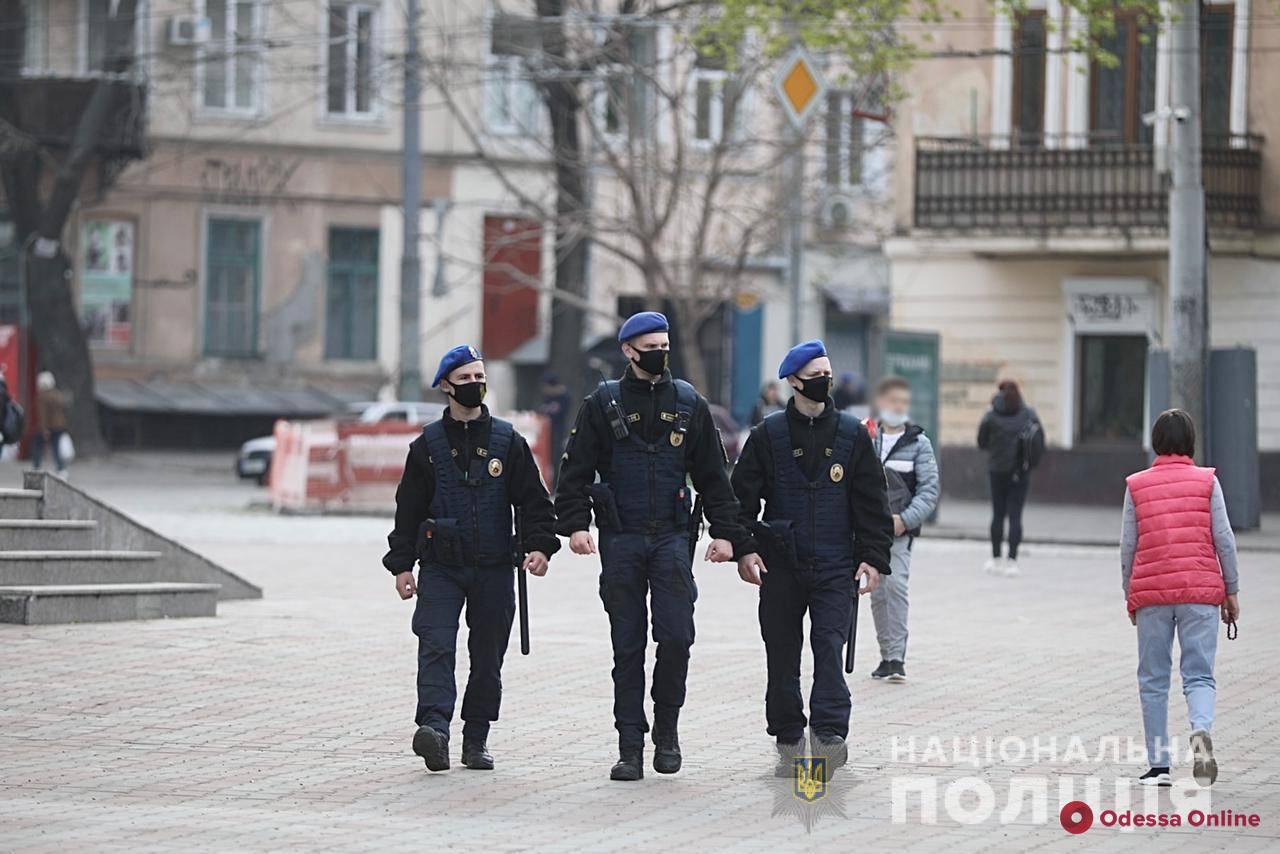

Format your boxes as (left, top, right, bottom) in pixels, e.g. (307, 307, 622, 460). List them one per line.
(424, 417, 514, 566)
(596, 379, 697, 534)
(762, 410, 858, 568)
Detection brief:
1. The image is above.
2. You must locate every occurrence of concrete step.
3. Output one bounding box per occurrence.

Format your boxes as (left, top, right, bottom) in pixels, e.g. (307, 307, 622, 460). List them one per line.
(0, 550, 164, 586)
(0, 582, 220, 624)
(0, 519, 98, 551)
(0, 489, 42, 519)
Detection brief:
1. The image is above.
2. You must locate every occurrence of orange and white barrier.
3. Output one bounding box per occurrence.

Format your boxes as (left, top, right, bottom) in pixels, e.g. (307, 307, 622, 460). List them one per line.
(267, 412, 552, 514)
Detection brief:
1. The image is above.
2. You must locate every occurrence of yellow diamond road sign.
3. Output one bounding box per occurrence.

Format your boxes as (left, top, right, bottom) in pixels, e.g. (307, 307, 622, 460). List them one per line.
(775, 48, 826, 128)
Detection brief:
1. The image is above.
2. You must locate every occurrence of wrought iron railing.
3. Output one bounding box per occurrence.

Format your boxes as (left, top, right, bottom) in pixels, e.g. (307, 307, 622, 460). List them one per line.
(913, 134, 1262, 231)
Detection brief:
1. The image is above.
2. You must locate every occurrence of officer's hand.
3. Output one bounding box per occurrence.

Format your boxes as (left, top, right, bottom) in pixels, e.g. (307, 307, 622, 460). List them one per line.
(737, 553, 767, 586)
(704, 538, 733, 563)
(570, 530, 597, 555)
(854, 563, 880, 595)
(893, 515, 906, 537)
(395, 571, 417, 600)
(522, 550, 550, 576)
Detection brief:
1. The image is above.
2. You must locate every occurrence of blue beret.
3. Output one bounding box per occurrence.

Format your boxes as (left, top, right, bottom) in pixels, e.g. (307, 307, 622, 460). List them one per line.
(432, 344, 484, 388)
(777, 339, 828, 379)
(618, 311, 669, 343)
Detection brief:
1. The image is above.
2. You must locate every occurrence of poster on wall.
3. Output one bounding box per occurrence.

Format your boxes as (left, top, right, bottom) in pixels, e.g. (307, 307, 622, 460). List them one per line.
(80, 220, 133, 348)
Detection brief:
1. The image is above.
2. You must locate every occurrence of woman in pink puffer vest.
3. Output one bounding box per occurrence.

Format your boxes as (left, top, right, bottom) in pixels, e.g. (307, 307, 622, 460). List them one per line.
(1121, 409, 1240, 789)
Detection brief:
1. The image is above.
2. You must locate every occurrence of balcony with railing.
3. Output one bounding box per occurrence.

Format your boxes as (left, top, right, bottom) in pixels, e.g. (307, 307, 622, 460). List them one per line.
(912, 134, 1262, 232)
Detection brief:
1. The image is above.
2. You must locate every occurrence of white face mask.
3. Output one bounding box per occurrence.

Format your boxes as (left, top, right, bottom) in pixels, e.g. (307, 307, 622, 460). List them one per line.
(880, 409, 909, 428)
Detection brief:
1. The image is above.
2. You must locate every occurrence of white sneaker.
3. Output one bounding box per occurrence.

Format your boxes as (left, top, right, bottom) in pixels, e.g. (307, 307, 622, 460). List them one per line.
(1002, 559, 1021, 577)
(983, 557, 1002, 575)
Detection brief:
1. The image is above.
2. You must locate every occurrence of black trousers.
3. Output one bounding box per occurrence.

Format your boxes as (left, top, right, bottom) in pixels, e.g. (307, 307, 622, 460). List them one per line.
(598, 530, 697, 750)
(412, 562, 516, 739)
(989, 471, 1031, 559)
(759, 564, 854, 743)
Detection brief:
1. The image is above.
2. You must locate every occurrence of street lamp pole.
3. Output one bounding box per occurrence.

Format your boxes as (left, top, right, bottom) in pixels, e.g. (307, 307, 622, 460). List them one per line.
(398, 0, 423, 401)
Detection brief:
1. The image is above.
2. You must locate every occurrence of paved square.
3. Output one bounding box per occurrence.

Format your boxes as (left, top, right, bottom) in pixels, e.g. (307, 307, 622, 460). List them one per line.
(2, 458, 1278, 851)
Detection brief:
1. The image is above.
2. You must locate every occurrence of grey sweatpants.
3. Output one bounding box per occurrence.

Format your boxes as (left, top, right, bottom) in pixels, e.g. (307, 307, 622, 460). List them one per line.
(870, 535, 913, 662)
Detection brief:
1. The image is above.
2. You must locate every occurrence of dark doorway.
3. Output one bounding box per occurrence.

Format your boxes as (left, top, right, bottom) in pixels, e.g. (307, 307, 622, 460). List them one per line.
(1077, 334, 1147, 443)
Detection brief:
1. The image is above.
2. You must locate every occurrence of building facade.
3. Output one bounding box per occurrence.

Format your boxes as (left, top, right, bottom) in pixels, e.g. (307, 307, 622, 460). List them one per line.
(886, 0, 1279, 505)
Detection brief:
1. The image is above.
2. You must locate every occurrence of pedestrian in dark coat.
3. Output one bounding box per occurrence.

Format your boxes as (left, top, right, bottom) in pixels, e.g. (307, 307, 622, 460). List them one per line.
(977, 380, 1043, 577)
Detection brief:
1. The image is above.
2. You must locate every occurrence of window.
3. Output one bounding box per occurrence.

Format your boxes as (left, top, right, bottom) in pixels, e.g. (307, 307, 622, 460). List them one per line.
(825, 92, 865, 186)
(485, 14, 540, 135)
(84, 0, 138, 74)
(691, 48, 742, 143)
(325, 227, 379, 360)
(1201, 4, 1234, 140)
(200, 0, 263, 113)
(1077, 334, 1146, 443)
(205, 217, 261, 357)
(23, 0, 48, 71)
(1090, 13, 1156, 144)
(327, 3, 376, 117)
(597, 26, 656, 139)
(1012, 11, 1046, 145)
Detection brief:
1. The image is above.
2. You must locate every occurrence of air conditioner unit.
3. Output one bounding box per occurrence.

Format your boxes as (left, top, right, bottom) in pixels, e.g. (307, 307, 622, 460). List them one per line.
(168, 15, 211, 47)
(819, 193, 857, 230)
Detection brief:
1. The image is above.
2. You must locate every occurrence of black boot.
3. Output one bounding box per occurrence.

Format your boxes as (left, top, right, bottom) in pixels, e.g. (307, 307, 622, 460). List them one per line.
(412, 725, 450, 772)
(652, 712, 682, 774)
(610, 748, 644, 781)
(774, 739, 804, 778)
(810, 731, 848, 771)
(461, 737, 494, 770)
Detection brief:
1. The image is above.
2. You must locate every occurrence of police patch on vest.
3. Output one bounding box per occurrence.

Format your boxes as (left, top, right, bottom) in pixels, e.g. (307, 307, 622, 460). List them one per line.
(670, 431, 684, 447)
(829, 463, 844, 482)
(488, 458, 503, 477)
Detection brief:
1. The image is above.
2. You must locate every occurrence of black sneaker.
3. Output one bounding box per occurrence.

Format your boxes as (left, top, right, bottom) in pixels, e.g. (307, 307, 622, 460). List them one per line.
(1138, 767, 1172, 787)
(1190, 730, 1218, 786)
(412, 725, 450, 772)
(461, 737, 494, 770)
(810, 731, 848, 771)
(886, 660, 907, 683)
(871, 660, 894, 679)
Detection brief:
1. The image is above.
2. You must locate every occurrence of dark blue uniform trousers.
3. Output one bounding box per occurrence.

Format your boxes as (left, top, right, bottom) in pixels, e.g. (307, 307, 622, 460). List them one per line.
(759, 564, 853, 743)
(598, 531, 697, 750)
(412, 562, 516, 739)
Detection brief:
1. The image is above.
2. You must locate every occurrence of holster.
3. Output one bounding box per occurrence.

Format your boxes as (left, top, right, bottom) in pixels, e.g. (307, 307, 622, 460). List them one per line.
(419, 517, 466, 567)
(586, 484, 623, 532)
(751, 520, 798, 573)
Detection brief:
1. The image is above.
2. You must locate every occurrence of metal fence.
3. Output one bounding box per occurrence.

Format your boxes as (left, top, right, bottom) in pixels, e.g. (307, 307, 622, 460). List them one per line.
(913, 134, 1262, 231)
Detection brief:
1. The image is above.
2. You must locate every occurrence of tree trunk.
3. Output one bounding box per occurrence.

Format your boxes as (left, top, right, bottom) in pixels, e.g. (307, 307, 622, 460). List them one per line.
(26, 249, 105, 454)
(670, 301, 710, 393)
(536, 0, 590, 405)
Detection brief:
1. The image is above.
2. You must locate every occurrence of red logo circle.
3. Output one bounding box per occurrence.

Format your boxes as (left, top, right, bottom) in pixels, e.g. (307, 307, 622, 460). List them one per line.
(1060, 801, 1094, 834)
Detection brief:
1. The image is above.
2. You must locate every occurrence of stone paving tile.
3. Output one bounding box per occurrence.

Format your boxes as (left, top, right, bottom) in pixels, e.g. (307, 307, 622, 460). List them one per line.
(1, 465, 1278, 851)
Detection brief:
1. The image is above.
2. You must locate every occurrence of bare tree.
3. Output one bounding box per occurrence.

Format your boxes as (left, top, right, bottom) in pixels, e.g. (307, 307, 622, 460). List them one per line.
(0, 0, 146, 454)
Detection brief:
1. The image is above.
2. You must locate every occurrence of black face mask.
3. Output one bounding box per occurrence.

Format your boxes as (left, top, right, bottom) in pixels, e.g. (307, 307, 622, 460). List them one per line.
(794, 375, 832, 403)
(448, 381, 486, 408)
(631, 349, 669, 377)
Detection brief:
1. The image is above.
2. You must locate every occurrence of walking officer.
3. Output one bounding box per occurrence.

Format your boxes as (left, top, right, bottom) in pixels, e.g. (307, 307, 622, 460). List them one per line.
(383, 345, 560, 773)
(555, 311, 749, 781)
(730, 340, 894, 775)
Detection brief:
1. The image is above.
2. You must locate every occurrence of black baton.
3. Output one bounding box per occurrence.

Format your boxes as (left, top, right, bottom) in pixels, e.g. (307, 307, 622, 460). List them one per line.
(844, 579, 861, 674)
(514, 508, 530, 655)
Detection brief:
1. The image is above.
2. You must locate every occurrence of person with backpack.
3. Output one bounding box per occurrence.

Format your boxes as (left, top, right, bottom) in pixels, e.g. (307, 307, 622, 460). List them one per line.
(977, 380, 1044, 577)
(865, 377, 938, 683)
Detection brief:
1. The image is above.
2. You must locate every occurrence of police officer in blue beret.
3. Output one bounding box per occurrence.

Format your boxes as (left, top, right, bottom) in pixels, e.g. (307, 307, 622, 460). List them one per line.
(729, 340, 894, 776)
(556, 312, 750, 781)
(384, 345, 560, 773)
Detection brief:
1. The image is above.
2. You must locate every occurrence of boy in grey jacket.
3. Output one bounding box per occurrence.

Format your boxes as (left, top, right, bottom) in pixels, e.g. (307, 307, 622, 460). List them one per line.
(868, 377, 939, 683)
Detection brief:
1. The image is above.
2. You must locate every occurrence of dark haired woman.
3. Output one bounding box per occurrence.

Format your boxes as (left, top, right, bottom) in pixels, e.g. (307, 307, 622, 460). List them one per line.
(1120, 408, 1239, 788)
(976, 380, 1042, 576)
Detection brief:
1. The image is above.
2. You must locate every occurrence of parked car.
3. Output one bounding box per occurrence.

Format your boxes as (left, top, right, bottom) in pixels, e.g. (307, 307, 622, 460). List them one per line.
(235, 401, 446, 485)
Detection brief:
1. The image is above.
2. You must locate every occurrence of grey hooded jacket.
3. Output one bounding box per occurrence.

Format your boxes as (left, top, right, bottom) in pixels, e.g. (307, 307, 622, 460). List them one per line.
(874, 422, 940, 534)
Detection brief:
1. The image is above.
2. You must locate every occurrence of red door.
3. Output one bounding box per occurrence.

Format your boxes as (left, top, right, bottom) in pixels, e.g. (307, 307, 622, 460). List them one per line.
(482, 215, 541, 359)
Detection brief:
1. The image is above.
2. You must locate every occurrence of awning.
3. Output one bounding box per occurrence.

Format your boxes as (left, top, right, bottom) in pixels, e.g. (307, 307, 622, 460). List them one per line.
(95, 378, 368, 417)
(506, 330, 616, 366)
(813, 253, 891, 315)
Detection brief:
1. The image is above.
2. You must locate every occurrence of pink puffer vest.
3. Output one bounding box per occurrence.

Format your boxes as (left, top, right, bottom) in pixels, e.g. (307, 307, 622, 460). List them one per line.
(1125, 455, 1225, 612)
